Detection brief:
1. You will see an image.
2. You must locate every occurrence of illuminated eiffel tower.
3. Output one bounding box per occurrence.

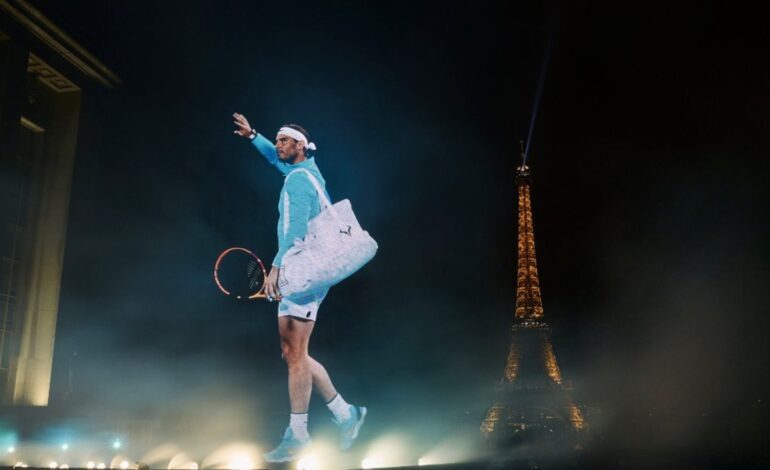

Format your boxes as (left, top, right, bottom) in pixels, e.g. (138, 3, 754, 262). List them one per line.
(480, 152, 586, 445)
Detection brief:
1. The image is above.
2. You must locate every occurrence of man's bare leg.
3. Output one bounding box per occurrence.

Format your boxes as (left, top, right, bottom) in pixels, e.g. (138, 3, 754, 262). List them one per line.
(277, 315, 365, 452)
(308, 355, 337, 402)
(279, 316, 315, 413)
(263, 316, 318, 462)
(279, 317, 339, 404)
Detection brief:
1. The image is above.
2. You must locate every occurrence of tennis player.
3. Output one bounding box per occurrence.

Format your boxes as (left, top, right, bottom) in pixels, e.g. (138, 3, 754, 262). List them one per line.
(233, 113, 367, 462)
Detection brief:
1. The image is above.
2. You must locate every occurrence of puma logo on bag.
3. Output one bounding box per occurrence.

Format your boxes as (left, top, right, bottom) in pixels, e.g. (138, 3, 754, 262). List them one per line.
(340, 225, 352, 236)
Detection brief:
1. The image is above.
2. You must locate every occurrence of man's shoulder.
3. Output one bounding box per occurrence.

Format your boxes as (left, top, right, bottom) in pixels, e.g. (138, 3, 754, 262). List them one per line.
(285, 169, 319, 194)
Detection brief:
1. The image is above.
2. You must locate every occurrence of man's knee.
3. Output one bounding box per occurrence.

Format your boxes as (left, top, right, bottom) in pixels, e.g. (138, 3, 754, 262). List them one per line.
(281, 341, 306, 365)
(278, 316, 311, 365)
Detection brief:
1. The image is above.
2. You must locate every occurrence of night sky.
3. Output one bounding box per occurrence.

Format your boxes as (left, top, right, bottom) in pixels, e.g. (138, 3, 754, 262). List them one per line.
(19, 0, 770, 463)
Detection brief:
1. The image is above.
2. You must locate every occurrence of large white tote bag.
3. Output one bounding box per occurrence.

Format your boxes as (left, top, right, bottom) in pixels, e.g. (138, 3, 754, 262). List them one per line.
(278, 169, 378, 299)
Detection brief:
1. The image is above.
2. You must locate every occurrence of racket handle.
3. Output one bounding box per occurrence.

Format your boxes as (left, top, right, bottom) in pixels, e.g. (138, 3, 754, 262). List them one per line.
(249, 284, 270, 300)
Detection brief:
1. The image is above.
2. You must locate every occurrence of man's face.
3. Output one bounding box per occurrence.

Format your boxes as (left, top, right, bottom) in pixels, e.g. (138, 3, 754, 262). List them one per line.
(275, 134, 304, 161)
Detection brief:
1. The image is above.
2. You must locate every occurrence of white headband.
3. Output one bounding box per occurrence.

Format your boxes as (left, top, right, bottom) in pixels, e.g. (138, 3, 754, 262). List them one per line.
(277, 127, 317, 151)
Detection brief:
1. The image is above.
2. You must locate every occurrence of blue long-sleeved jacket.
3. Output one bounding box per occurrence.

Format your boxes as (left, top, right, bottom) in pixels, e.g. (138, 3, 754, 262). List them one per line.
(251, 133, 331, 267)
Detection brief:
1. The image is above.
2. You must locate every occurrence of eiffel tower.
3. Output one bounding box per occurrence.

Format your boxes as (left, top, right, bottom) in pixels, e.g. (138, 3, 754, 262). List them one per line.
(480, 152, 586, 445)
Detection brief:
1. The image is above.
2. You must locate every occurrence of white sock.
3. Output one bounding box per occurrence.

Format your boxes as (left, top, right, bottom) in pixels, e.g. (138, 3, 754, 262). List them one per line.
(326, 394, 352, 422)
(289, 413, 309, 441)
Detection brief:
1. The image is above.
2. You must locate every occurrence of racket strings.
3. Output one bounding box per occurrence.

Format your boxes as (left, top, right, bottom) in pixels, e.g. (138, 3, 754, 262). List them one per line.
(215, 248, 265, 299)
(247, 260, 262, 290)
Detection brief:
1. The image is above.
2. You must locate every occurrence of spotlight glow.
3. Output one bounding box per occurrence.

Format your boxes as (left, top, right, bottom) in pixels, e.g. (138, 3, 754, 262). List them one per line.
(49, 462, 58, 469)
(61, 444, 69, 451)
(8, 447, 15, 453)
(87, 462, 95, 469)
(97, 463, 106, 469)
(60, 466, 70, 469)
(361, 457, 383, 469)
(229, 455, 253, 470)
(113, 440, 122, 450)
(141, 443, 182, 468)
(120, 461, 129, 469)
(418, 433, 474, 465)
(295, 454, 318, 470)
(361, 434, 411, 468)
(167, 451, 196, 470)
(201, 443, 261, 470)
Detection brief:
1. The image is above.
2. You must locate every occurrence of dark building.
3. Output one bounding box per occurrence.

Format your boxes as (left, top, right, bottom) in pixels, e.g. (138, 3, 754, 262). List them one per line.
(0, 0, 120, 405)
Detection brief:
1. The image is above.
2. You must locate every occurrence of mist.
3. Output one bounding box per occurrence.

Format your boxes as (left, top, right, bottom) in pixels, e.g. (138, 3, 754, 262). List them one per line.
(1, 1, 767, 468)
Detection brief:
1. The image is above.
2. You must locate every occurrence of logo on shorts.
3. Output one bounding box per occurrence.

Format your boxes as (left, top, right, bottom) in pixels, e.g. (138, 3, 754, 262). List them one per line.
(340, 225, 352, 236)
(306, 311, 312, 318)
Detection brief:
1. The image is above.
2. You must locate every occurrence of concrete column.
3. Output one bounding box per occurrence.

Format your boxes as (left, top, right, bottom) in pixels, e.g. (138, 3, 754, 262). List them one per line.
(12, 89, 81, 406)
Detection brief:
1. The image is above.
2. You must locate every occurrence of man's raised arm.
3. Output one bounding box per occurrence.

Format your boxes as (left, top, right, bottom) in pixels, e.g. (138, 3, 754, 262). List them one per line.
(232, 112, 290, 174)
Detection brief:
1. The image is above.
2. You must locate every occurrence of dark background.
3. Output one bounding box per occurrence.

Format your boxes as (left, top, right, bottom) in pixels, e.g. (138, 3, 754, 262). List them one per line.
(20, 0, 770, 464)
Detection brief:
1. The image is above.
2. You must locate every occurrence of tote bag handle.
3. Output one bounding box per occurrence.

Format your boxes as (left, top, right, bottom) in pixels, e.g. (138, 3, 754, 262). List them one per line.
(285, 168, 340, 221)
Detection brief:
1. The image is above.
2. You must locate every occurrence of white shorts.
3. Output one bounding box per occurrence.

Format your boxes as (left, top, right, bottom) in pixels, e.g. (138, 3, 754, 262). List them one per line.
(277, 288, 329, 322)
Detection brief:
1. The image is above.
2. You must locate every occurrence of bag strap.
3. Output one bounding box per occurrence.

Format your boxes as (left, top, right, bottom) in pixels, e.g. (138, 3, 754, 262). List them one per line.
(285, 168, 339, 220)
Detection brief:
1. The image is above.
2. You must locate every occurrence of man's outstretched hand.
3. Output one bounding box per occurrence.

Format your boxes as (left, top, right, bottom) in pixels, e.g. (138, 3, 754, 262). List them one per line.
(233, 113, 253, 138)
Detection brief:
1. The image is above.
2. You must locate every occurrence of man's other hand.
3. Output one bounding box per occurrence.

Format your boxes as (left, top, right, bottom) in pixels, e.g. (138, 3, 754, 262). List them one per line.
(265, 265, 283, 302)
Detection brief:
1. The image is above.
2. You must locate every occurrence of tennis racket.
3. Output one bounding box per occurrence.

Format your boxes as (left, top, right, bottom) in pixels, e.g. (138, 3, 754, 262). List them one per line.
(213, 247, 268, 299)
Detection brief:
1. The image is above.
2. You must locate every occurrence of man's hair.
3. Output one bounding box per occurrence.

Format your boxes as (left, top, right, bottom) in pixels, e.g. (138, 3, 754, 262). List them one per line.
(282, 123, 313, 155)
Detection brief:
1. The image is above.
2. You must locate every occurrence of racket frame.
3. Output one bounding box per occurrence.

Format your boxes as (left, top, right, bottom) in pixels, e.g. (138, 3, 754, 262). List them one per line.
(214, 246, 268, 299)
